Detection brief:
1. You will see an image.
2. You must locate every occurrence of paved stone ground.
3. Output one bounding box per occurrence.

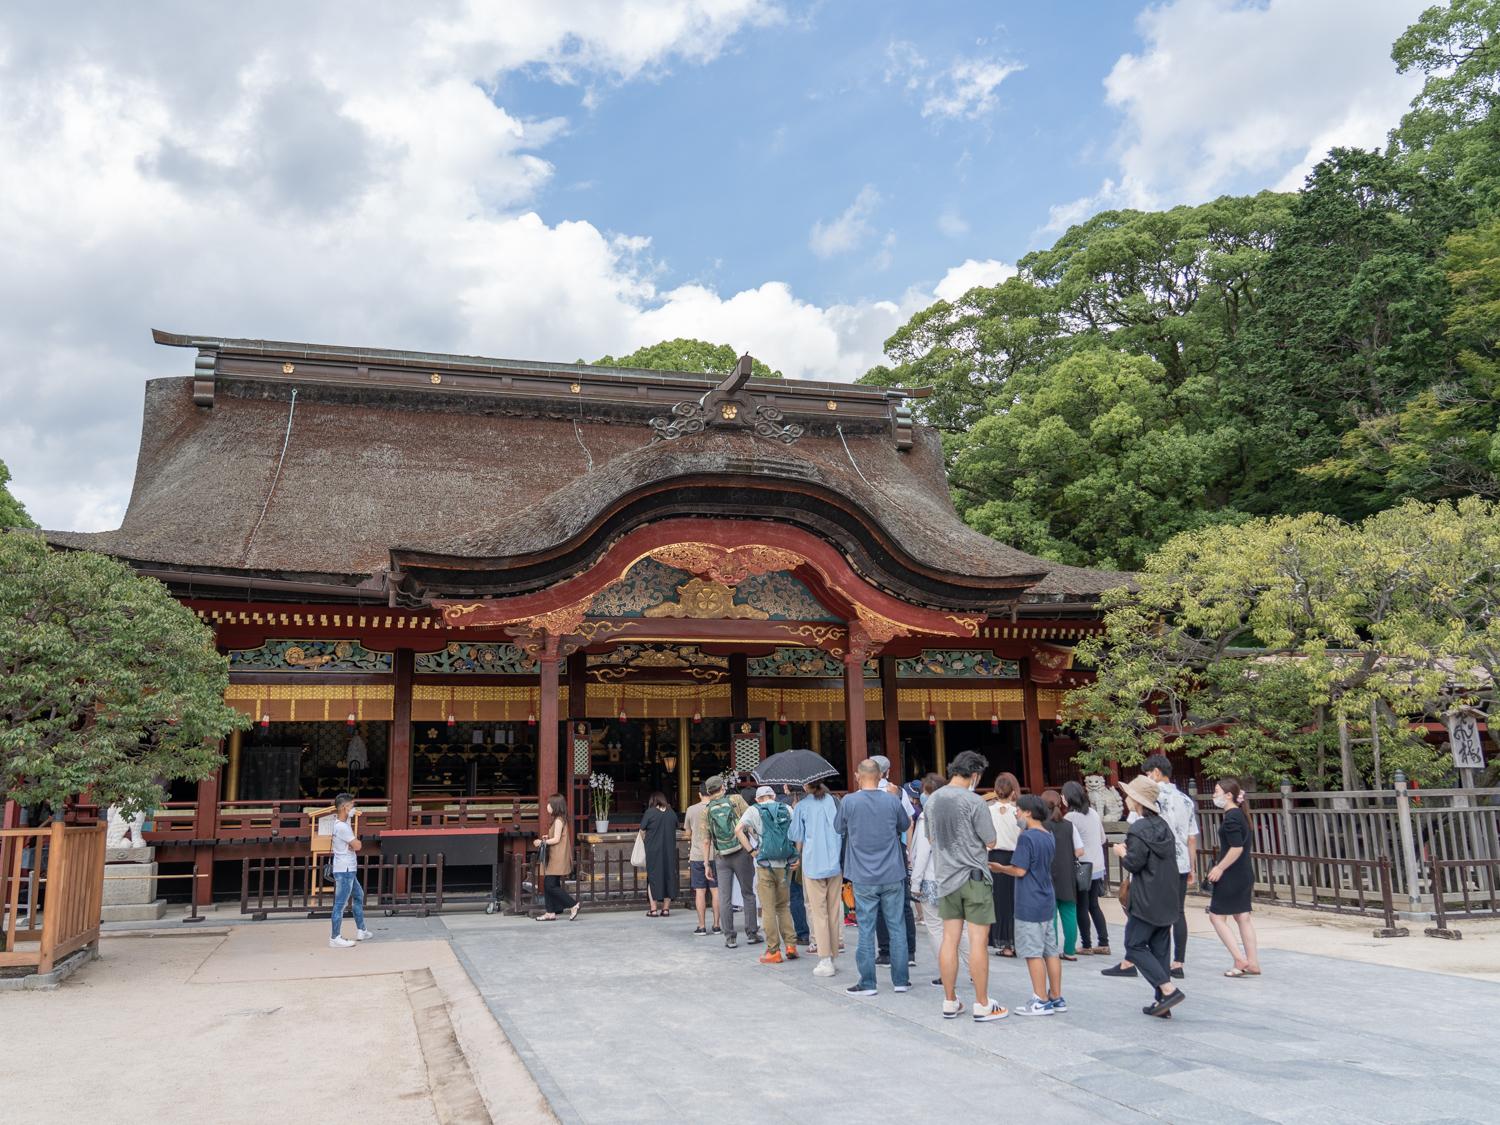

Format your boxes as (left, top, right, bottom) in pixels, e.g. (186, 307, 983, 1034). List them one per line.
(448, 909, 1500, 1125)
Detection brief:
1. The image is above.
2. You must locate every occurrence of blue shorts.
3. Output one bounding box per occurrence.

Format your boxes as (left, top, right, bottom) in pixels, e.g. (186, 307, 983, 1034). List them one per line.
(690, 860, 714, 890)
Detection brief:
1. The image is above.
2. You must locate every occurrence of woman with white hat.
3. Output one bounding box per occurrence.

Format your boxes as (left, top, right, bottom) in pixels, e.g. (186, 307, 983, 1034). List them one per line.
(1113, 776, 1185, 1018)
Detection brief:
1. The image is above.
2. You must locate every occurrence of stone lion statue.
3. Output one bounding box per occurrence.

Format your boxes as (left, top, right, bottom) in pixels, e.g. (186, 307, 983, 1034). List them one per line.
(106, 805, 150, 850)
(1084, 775, 1123, 821)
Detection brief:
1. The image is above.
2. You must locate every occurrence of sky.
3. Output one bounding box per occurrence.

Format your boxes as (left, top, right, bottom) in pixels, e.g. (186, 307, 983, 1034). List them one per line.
(0, 0, 1431, 532)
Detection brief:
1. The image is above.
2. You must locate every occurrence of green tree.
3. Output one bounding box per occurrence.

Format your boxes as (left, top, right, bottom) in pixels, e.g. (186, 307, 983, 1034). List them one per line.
(593, 338, 782, 379)
(1310, 219, 1500, 501)
(1, 534, 246, 815)
(1064, 502, 1494, 788)
(0, 459, 35, 530)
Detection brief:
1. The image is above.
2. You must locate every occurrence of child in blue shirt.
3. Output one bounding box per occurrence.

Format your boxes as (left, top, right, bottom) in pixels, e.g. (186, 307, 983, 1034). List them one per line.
(994, 794, 1064, 1015)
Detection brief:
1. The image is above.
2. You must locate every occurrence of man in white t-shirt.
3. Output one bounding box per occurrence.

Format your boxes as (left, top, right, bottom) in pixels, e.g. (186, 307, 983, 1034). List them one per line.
(328, 792, 372, 948)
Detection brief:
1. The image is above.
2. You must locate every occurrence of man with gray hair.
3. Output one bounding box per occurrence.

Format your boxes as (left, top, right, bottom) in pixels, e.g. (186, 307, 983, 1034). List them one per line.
(835, 758, 911, 997)
(871, 754, 917, 968)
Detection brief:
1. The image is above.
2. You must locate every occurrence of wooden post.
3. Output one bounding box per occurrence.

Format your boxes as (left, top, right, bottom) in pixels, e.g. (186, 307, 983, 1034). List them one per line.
(809, 720, 821, 754)
(224, 728, 243, 802)
(389, 648, 414, 829)
(38, 819, 66, 974)
(880, 655, 902, 783)
(1020, 659, 1044, 793)
(567, 652, 588, 822)
(538, 638, 562, 829)
(842, 634, 871, 785)
(934, 720, 948, 777)
(191, 768, 220, 907)
(729, 653, 749, 720)
(677, 716, 691, 812)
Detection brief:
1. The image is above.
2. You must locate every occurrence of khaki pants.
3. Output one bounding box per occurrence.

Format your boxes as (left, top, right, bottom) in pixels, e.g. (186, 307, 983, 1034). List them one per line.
(801, 872, 843, 962)
(755, 865, 796, 953)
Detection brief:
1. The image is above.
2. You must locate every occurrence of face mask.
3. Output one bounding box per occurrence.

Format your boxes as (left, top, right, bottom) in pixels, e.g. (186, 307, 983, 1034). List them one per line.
(919, 792, 929, 807)
(1212, 794, 1227, 809)
(1015, 814, 1026, 829)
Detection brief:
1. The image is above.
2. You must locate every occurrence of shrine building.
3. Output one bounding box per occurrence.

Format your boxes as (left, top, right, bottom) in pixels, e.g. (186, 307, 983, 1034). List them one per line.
(46, 330, 1126, 899)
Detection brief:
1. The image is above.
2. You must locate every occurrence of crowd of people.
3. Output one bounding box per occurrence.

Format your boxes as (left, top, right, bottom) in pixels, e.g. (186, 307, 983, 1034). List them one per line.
(585, 750, 1264, 1023)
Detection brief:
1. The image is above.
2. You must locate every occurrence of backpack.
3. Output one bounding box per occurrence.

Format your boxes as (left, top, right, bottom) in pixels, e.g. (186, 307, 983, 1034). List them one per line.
(706, 795, 741, 855)
(756, 801, 795, 862)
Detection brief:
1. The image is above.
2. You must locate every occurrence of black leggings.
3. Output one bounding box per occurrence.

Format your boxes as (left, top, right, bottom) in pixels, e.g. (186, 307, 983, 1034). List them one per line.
(1078, 877, 1109, 948)
(543, 874, 576, 913)
(989, 849, 1015, 948)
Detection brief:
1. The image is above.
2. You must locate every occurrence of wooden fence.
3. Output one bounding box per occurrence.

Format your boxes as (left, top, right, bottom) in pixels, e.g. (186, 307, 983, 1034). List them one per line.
(1186, 781, 1500, 920)
(1, 822, 107, 975)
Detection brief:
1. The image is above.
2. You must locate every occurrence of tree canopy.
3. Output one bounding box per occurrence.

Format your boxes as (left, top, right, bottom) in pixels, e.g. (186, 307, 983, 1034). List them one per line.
(860, 4, 1500, 571)
(0, 459, 35, 530)
(1063, 499, 1499, 789)
(593, 338, 782, 379)
(1, 534, 246, 815)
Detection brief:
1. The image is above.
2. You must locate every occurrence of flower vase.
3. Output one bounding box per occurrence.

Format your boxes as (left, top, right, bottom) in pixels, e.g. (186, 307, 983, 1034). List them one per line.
(595, 818, 609, 833)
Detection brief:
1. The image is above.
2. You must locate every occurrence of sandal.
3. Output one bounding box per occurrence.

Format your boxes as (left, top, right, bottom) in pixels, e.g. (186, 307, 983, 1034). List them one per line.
(999, 947, 1017, 958)
(568, 904, 581, 921)
(1224, 967, 1250, 977)
(646, 909, 661, 917)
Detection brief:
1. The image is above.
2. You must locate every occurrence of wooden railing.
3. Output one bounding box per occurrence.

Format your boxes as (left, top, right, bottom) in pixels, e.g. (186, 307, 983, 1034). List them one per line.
(1, 823, 107, 975)
(407, 795, 539, 828)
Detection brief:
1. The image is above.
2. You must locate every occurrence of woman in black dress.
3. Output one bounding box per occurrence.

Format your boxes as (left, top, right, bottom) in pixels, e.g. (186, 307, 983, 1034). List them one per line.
(1206, 778, 1260, 977)
(639, 791, 680, 917)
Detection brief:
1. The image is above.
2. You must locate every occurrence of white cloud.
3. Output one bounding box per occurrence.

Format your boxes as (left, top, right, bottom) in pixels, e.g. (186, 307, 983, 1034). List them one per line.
(1045, 0, 1428, 230)
(808, 184, 883, 258)
(933, 259, 1017, 303)
(937, 209, 969, 237)
(885, 41, 1023, 121)
(0, 3, 987, 532)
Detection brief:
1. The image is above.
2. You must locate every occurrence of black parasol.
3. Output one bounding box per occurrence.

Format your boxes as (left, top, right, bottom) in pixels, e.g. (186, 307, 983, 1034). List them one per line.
(751, 748, 840, 788)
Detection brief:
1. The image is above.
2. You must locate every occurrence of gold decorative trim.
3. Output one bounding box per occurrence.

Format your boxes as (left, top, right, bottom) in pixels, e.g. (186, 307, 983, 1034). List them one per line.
(852, 605, 912, 645)
(771, 623, 845, 648)
(643, 578, 770, 620)
(646, 543, 806, 586)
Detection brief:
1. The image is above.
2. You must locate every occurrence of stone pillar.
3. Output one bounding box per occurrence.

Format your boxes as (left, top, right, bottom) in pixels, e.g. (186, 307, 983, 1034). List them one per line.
(389, 648, 414, 829)
(1021, 659, 1044, 793)
(880, 655, 902, 783)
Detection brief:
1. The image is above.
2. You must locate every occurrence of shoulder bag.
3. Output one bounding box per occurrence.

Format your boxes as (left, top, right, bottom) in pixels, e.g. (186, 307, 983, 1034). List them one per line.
(1074, 859, 1093, 895)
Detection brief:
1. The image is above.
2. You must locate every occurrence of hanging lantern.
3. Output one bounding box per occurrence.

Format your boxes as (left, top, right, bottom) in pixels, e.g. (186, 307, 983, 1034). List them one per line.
(346, 711, 357, 729)
(259, 713, 271, 729)
(928, 711, 937, 727)
(619, 707, 629, 723)
(527, 710, 536, 727)
(990, 710, 1000, 732)
(779, 710, 789, 727)
(446, 712, 457, 728)
(692, 707, 702, 723)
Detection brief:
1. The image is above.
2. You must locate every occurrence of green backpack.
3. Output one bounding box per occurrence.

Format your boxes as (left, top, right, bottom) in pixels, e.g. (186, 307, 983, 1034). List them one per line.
(757, 801, 795, 862)
(706, 795, 741, 855)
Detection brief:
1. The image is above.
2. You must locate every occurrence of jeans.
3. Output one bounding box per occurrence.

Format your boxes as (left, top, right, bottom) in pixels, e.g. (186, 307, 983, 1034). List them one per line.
(331, 870, 365, 939)
(1124, 915, 1173, 999)
(989, 849, 1015, 948)
(1173, 872, 1189, 963)
(754, 865, 796, 953)
(875, 871, 917, 959)
(1078, 877, 1110, 949)
(802, 872, 843, 960)
(919, 879, 968, 975)
(788, 870, 810, 942)
(715, 851, 759, 938)
(854, 881, 909, 990)
(543, 874, 576, 913)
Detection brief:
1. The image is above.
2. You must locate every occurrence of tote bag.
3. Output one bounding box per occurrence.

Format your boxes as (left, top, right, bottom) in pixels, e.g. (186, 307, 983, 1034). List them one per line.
(630, 831, 647, 868)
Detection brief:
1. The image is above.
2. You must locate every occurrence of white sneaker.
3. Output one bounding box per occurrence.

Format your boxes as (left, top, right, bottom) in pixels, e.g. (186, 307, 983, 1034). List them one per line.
(1012, 997, 1053, 1017)
(356, 929, 374, 941)
(942, 999, 963, 1020)
(973, 999, 1010, 1022)
(329, 936, 355, 948)
(812, 958, 836, 977)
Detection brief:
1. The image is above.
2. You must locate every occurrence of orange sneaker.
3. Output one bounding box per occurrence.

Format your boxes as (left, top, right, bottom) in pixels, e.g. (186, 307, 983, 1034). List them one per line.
(758, 950, 784, 964)
(784, 946, 799, 960)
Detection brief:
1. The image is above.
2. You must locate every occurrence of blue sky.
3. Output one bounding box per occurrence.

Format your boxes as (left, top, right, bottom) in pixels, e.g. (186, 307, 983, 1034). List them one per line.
(0, 0, 1432, 529)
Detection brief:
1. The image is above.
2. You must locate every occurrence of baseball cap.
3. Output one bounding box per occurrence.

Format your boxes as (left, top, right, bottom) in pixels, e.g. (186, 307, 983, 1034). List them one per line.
(755, 785, 776, 799)
(871, 754, 891, 775)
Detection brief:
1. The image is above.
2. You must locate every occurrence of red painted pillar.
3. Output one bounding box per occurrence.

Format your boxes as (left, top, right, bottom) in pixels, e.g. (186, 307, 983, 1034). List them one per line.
(538, 639, 561, 829)
(880, 654, 902, 783)
(842, 635, 871, 786)
(191, 767, 220, 906)
(1021, 659, 1044, 794)
(389, 648, 414, 829)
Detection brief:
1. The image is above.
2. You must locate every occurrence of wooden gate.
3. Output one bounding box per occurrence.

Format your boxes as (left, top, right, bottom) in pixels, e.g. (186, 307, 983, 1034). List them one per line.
(1, 822, 107, 975)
